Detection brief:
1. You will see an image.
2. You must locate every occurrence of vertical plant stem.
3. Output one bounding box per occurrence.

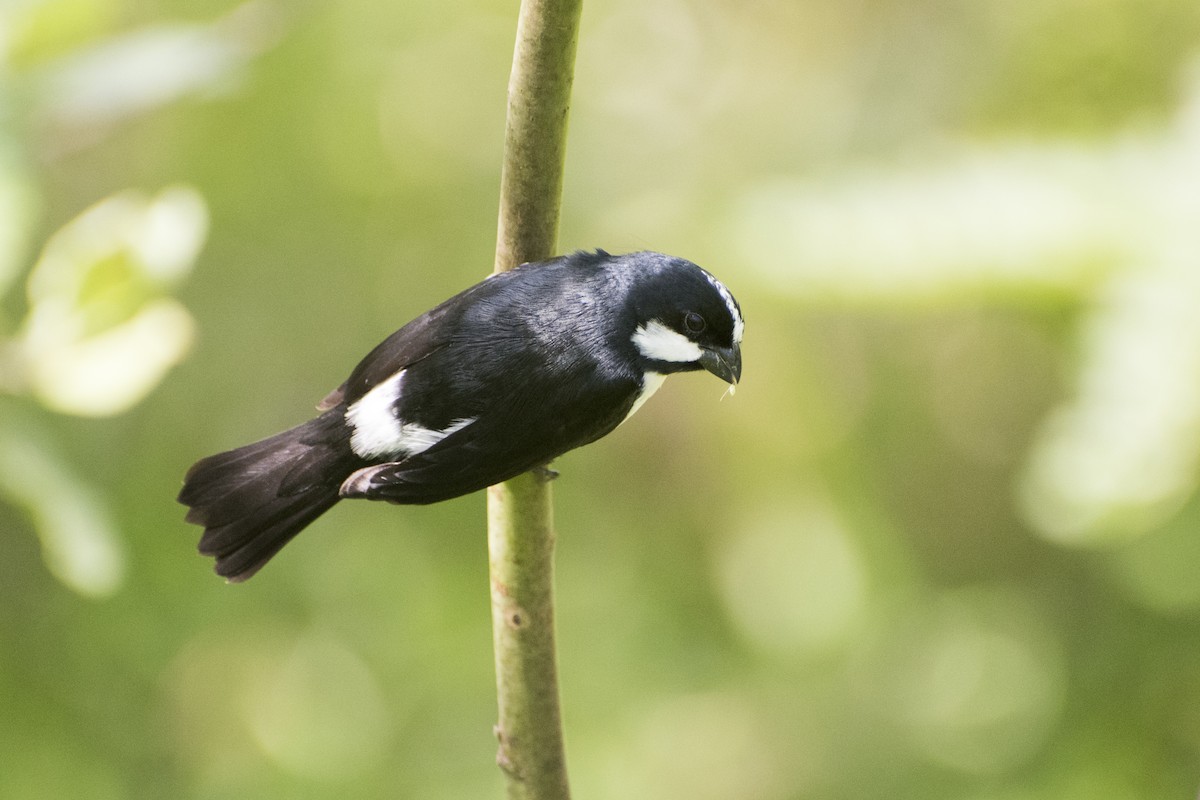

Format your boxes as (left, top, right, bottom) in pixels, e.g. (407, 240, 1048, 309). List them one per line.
(493, 0, 583, 274)
(488, 1, 582, 799)
(488, 470, 568, 799)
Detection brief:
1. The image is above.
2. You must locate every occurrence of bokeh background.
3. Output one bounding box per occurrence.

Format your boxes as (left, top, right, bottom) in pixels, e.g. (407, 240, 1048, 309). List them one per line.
(4, 0, 1200, 797)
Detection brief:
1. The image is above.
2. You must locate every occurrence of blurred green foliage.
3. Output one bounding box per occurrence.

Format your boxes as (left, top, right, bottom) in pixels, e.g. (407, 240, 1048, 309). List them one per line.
(3, 0, 1200, 798)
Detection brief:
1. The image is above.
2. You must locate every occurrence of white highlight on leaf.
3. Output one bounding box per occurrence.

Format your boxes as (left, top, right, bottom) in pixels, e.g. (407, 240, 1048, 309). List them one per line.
(38, 2, 284, 127)
(632, 320, 703, 363)
(1020, 262, 1200, 545)
(345, 370, 473, 458)
(16, 185, 206, 416)
(26, 299, 195, 417)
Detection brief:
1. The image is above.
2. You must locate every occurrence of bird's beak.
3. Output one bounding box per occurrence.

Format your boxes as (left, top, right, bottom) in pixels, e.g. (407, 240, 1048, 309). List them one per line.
(698, 344, 742, 385)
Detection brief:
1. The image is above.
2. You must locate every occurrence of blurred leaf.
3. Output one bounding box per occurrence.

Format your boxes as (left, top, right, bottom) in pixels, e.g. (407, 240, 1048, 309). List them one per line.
(31, 1, 285, 128)
(26, 297, 196, 416)
(1021, 263, 1200, 546)
(3, 0, 121, 68)
(728, 67, 1200, 306)
(0, 132, 38, 316)
(0, 415, 124, 596)
(16, 185, 205, 416)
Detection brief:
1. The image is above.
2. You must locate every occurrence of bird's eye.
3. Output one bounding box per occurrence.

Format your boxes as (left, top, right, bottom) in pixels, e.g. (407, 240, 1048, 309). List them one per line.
(683, 312, 706, 333)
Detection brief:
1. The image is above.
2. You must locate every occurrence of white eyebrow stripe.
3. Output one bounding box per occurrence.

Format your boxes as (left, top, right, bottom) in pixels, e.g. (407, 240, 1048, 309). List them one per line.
(632, 320, 704, 363)
(345, 370, 474, 458)
(701, 269, 744, 345)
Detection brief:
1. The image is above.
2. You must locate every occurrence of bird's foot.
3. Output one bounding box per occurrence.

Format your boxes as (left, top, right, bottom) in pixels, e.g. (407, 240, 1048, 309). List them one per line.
(533, 464, 560, 482)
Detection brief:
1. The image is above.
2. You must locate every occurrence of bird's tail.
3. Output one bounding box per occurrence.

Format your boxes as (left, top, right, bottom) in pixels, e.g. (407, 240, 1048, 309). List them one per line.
(178, 409, 359, 582)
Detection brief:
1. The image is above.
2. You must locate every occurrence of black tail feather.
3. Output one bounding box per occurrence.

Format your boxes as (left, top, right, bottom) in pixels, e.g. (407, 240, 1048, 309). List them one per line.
(198, 490, 340, 582)
(179, 410, 358, 581)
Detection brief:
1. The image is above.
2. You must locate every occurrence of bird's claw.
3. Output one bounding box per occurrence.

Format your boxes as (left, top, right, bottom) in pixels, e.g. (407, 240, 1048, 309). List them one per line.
(534, 464, 560, 482)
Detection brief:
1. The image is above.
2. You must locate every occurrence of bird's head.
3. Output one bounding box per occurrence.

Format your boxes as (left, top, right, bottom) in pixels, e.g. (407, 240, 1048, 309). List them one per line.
(622, 253, 743, 385)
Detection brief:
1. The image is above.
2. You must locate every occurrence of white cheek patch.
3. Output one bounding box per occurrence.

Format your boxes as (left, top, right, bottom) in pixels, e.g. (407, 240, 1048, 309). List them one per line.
(346, 370, 474, 458)
(622, 372, 667, 424)
(632, 320, 703, 363)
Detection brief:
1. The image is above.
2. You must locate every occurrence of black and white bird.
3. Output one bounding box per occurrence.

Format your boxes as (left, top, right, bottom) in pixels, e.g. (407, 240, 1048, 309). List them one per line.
(179, 250, 743, 581)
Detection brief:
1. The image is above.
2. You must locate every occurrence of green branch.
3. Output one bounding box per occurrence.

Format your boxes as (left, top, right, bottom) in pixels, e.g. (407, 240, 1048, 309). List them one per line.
(488, 0, 582, 798)
(492, 0, 582, 274)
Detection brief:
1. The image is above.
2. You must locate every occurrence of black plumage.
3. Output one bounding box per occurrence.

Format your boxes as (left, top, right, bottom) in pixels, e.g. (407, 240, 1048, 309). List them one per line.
(179, 250, 743, 581)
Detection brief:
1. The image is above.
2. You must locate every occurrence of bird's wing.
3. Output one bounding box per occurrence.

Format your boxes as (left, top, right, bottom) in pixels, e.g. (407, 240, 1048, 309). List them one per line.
(318, 279, 498, 410)
(340, 374, 641, 504)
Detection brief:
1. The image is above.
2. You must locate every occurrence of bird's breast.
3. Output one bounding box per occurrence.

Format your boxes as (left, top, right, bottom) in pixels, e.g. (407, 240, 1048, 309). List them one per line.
(621, 372, 667, 425)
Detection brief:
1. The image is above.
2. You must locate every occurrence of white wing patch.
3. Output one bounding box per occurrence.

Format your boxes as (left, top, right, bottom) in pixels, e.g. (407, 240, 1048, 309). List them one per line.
(632, 320, 703, 363)
(345, 369, 474, 458)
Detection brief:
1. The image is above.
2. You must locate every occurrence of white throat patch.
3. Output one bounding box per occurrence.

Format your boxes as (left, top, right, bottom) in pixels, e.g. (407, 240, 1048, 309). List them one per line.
(623, 372, 667, 424)
(632, 320, 703, 363)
